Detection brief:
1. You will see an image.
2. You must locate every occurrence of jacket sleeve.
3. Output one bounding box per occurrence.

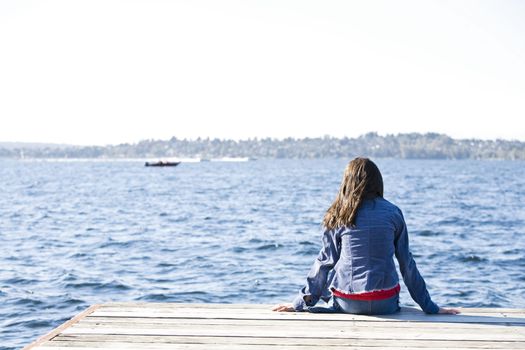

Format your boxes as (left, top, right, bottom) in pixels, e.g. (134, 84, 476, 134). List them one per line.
(292, 228, 340, 311)
(394, 209, 440, 314)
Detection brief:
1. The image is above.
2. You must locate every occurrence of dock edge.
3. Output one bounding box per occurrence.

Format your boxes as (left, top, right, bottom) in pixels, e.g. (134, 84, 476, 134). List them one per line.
(22, 304, 101, 350)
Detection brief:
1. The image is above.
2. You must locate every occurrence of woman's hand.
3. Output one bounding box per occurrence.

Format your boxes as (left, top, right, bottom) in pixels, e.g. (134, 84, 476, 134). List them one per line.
(438, 307, 461, 314)
(272, 303, 295, 312)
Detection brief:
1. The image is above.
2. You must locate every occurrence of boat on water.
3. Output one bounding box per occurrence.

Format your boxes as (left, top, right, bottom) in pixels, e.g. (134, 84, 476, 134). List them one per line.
(144, 161, 181, 167)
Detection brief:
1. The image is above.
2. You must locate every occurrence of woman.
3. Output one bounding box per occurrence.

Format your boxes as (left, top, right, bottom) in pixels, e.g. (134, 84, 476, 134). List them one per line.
(273, 158, 459, 315)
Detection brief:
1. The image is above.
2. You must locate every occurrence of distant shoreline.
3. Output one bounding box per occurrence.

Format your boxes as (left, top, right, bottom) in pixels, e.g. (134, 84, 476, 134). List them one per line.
(2, 133, 525, 160)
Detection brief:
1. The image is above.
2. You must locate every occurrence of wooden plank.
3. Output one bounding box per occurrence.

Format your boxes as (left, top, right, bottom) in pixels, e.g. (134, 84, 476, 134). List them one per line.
(22, 304, 101, 350)
(67, 322, 524, 338)
(82, 317, 520, 331)
(100, 302, 272, 310)
(84, 314, 525, 328)
(98, 303, 525, 314)
(51, 334, 525, 349)
(61, 324, 525, 342)
(33, 343, 524, 350)
(33, 346, 515, 350)
(94, 304, 525, 317)
(90, 310, 525, 325)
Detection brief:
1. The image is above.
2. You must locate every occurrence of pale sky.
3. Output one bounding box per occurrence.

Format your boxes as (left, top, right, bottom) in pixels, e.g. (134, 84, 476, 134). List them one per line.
(1, 0, 524, 145)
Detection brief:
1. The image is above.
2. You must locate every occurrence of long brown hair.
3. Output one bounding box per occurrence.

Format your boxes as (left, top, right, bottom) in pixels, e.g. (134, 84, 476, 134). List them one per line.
(323, 157, 383, 229)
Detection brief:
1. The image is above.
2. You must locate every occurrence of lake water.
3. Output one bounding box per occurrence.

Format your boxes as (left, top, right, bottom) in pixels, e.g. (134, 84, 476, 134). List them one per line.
(1, 158, 524, 349)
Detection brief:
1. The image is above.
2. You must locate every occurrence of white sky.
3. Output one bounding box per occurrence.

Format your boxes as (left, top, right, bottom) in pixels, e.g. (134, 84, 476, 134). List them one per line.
(1, 0, 524, 145)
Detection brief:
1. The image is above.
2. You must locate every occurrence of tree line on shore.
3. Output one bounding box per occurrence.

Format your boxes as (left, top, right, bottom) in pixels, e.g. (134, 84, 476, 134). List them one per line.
(1, 133, 525, 160)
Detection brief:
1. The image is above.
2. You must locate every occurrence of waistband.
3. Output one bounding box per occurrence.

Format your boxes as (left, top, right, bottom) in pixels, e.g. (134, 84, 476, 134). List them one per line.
(332, 284, 400, 301)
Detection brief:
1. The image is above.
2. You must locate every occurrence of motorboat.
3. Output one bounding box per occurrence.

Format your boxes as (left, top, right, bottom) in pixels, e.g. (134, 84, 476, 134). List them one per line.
(144, 161, 181, 167)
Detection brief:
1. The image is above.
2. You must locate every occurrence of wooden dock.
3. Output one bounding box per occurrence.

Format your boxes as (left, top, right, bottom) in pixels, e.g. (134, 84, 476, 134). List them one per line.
(24, 303, 525, 349)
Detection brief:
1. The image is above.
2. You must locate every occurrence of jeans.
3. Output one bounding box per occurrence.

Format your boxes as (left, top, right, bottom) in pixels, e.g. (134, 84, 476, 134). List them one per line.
(308, 294, 400, 315)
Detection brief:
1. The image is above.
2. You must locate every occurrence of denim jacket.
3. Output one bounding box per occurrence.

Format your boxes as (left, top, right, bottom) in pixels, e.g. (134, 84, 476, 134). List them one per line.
(292, 197, 439, 314)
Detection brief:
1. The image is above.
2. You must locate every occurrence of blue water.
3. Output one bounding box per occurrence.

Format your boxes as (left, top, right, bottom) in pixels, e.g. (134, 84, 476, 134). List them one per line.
(1, 158, 524, 349)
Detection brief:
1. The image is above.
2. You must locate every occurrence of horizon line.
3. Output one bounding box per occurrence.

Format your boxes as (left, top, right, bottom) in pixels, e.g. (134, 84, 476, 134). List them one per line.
(2, 131, 525, 148)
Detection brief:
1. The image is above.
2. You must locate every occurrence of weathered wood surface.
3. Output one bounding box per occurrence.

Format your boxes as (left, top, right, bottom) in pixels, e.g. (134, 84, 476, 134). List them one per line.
(24, 303, 525, 349)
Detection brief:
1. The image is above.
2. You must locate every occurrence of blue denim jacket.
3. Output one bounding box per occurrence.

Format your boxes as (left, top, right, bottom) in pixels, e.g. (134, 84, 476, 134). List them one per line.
(293, 197, 439, 314)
